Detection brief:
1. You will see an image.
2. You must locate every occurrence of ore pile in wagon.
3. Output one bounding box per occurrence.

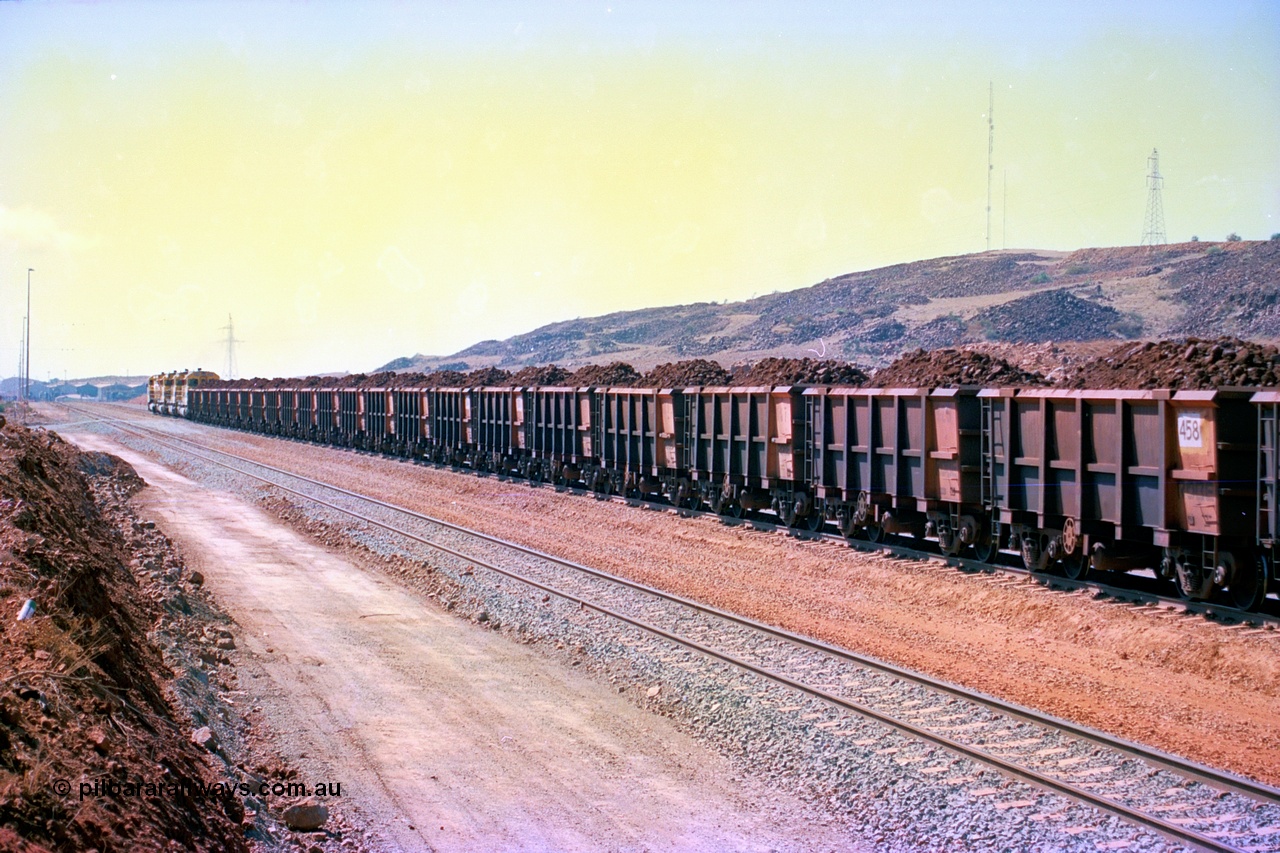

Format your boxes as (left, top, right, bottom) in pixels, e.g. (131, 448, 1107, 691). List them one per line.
(643, 359, 732, 387)
(509, 364, 574, 386)
(461, 366, 512, 386)
(569, 361, 644, 387)
(418, 370, 467, 388)
(1065, 337, 1280, 390)
(733, 357, 870, 386)
(872, 348, 1048, 388)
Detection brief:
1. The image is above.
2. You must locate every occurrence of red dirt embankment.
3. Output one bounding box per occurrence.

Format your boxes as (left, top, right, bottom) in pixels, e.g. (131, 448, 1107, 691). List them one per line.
(0, 418, 246, 852)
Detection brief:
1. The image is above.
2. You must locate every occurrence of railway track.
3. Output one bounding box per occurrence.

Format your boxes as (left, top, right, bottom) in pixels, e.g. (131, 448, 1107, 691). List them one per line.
(64, 404, 1280, 851)
(60, 404, 1280, 628)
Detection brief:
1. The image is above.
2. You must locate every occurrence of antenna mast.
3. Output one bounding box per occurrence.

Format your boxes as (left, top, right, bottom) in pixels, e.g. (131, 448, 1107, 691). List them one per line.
(986, 82, 994, 252)
(220, 314, 241, 379)
(1003, 168, 1008, 250)
(1140, 148, 1167, 246)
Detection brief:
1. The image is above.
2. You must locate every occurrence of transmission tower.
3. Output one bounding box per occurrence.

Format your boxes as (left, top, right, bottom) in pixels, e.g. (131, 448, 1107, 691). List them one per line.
(220, 314, 241, 379)
(985, 82, 994, 252)
(1140, 148, 1166, 246)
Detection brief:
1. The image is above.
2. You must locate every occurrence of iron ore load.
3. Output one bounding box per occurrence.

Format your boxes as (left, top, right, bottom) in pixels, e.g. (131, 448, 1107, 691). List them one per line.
(150, 353, 1279, 611)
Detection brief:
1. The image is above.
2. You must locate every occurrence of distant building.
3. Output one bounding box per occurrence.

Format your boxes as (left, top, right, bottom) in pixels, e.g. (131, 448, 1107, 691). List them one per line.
(101, 383, 142, 401)
(75, 384, 99, 398)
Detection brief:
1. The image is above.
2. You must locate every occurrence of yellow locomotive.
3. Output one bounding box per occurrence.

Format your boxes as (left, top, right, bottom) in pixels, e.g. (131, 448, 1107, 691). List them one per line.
(147, 369, 219, 417)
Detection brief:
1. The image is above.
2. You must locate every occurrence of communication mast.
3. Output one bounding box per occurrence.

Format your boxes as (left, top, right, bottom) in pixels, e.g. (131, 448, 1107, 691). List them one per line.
(220, 314, 241, 379)
(986, 82, 994, 252)
(1140, 148, 1167, 246)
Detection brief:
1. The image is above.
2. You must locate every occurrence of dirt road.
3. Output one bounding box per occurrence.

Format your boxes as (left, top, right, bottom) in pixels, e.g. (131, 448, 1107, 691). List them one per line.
(68, 433, 856, 852)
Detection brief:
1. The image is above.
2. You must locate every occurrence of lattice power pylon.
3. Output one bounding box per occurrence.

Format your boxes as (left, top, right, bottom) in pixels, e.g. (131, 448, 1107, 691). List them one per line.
(220, 314, 241, 379)
(1140, 148, 1166, 246)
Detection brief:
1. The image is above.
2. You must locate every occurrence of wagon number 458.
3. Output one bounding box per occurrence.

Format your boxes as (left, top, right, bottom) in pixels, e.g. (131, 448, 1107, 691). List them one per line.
(1177, 414, 1203, 449)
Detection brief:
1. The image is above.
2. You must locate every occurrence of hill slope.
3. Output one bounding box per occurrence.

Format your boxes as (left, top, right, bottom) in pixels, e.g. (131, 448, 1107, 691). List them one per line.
(381, 240, 1279, 372)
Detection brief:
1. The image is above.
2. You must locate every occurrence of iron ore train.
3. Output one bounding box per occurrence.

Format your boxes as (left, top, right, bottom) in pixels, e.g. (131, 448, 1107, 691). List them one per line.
(149, 371, 1280, 611)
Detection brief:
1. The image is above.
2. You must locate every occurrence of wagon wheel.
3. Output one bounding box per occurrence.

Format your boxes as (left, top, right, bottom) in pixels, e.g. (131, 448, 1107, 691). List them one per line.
(1061, 550, 1091, 581)
(1230, 553, 1269, 611)
(529, 463, 544, 484)
(803, 509, 826, 532)
(865, 523, 886, 544)
(726, 500, 747, 520)
(973, 535, 999, 564)
(973, 521, 1000, 564)
(777, 499, 798, 528)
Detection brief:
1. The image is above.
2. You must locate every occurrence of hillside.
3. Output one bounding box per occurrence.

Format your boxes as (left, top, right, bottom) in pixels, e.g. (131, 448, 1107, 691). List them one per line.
(381, 240, 1280, 373)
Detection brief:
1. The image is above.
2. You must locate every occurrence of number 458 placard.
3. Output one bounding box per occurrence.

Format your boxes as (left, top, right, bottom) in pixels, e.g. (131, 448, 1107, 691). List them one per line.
(1177, 412, 1204, 449)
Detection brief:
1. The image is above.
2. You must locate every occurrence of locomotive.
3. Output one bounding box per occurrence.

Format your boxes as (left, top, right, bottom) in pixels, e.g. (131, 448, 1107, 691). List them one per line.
(147, 369, 219, 417)
(155, 374, 1279, 611)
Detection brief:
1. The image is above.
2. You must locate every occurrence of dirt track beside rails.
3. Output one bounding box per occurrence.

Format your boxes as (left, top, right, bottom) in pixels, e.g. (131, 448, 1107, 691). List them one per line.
(119, 417, 1280, 790)
(66, 430, 854, 853)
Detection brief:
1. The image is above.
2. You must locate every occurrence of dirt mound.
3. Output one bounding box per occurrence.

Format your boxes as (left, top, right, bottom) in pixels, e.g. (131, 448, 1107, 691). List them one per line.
(569, 362, 643, 387)
(643, 359, 732, 387)
(509, 364, 574, 386)
(0, 423, 247, 852)
(733, 358, 869, 386)
(873, 349, 1048, 388)
(979, 289, 1138, 343)
(1065, 337, 1280, 389)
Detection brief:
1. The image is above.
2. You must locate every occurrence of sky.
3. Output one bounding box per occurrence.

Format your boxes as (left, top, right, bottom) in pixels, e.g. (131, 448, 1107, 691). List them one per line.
(0, 1, 1277, 381)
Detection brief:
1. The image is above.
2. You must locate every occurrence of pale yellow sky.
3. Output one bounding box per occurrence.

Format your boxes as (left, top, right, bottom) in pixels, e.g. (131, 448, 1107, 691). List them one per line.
(1, 1, 1277, 379)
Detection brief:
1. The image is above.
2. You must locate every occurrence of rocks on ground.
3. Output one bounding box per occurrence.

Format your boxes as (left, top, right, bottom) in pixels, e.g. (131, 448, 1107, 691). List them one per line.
(0, 426, 246, 852)
(977, 289, 1137, 343)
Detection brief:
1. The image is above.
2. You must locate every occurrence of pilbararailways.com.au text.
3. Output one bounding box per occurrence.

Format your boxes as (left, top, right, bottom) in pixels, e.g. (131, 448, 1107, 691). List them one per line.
(56, 777, 343, 801)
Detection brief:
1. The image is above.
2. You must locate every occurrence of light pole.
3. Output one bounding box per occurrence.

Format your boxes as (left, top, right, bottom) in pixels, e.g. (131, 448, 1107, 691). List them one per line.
(25, 269, 32, 409)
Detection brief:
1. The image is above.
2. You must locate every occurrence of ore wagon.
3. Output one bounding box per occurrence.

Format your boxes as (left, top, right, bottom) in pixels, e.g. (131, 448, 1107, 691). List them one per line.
(982, 387, 1261, 605)
(523, 387, 595, 485)
(425, 388, 472, 466)
(391, 387, 427, 457)
(471, 387, 525, 474)
(591, 387, 685, 501)
(682, 386, 817, 526)
(804, 387, 990, 551)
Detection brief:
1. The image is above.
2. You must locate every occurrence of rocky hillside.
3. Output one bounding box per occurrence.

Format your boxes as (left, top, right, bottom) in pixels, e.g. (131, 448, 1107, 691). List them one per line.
(381, 240, 1280, 372)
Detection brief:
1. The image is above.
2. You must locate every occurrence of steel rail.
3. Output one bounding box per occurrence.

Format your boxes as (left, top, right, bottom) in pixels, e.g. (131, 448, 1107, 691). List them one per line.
(68, 405, 1280, 851)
